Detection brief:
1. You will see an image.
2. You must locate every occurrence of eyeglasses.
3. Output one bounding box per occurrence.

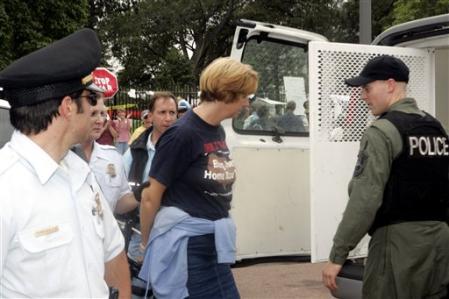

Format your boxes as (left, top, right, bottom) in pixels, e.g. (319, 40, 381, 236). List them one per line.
(248, 94, 256, 103)
(79, 92, 102, 106)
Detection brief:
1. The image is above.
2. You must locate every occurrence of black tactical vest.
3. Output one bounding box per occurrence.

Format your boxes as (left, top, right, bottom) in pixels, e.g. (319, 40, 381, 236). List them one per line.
(369, 111, 449, 235)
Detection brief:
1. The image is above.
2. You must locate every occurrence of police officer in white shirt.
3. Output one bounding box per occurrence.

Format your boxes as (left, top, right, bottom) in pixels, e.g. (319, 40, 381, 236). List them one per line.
(0, 29, 131, 298)
(73, 96, 139, 214)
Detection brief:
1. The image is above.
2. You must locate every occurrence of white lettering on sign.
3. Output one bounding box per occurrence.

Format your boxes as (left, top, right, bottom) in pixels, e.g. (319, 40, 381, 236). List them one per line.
(409, 136, 449, 156)
(92, 68, 118, 99)
(94, 77, 112, 91)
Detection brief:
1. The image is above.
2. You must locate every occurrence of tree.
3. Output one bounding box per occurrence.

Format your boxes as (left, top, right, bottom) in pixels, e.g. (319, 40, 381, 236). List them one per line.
(238, 0, 347, 41)
(99, 0, 351, 89)
(0, 0, 89, 69)
(87, 0, 137, 29)
(338, 0, 449, 43)
(336, 0, 397, 43)
(99, 0, 251, 89)
(389, 0, 449, 26)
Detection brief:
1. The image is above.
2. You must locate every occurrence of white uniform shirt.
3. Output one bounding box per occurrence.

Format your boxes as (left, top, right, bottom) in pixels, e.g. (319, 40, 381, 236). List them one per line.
(89, 142, 132, 212)
(0, 131, 125, 298)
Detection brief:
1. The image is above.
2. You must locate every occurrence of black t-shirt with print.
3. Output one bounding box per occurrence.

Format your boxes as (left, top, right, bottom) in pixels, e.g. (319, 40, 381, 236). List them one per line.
(149, 110, 235, 220)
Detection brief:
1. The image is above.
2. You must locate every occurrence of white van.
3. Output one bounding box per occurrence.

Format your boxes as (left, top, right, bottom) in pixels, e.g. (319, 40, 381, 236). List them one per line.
(0, 99, 13, 148)
(224, 14, 449, 264)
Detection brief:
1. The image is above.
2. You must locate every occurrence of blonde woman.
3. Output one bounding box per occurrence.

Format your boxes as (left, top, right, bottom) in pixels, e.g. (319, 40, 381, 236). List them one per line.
(139, 57, 258, 298)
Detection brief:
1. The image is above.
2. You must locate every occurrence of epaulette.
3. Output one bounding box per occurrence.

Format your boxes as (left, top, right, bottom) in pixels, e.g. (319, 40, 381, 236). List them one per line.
(0, 147, 20, 176)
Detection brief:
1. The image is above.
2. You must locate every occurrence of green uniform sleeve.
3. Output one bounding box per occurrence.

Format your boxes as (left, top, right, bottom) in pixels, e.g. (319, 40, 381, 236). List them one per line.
(329, 120, 402, 264)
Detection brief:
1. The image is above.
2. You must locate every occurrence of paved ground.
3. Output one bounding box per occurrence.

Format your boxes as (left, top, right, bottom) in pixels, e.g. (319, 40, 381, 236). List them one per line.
(232, 261, 333, 299)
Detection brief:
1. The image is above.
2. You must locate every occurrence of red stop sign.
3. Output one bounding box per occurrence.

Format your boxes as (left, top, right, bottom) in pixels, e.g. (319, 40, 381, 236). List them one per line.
(92, 67, 119, 99)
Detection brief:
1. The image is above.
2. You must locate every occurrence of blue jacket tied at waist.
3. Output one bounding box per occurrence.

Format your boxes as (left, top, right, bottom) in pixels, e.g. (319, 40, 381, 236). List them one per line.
(138, 207, 237, 299)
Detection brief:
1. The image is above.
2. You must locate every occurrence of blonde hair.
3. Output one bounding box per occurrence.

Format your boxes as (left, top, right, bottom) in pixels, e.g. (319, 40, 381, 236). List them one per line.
(199, 57, 258, 103)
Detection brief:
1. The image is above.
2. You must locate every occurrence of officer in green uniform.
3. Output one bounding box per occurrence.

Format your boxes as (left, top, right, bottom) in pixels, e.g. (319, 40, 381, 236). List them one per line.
(322, 55, 449, 299)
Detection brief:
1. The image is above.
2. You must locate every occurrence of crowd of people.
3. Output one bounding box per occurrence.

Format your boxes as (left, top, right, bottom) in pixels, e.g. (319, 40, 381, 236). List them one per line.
(0, 28, 256, 299)
(94, 96, 192, 150)
(235, 100, 309, 133)
(0, 28, 448, 299)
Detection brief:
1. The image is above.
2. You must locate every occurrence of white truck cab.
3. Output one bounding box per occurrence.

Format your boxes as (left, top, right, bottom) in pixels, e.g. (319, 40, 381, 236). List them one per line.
(225, 14, 449, 263)
(0, 99, 13, 148)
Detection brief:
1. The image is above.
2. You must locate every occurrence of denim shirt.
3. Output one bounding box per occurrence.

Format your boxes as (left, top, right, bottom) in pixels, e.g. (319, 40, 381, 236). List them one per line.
(138, 207, 236, 299)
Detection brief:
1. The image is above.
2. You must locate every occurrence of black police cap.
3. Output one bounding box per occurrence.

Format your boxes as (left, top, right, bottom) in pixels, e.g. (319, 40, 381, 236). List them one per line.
(0, 28, 104, 107)
(345, 55, 410, 87)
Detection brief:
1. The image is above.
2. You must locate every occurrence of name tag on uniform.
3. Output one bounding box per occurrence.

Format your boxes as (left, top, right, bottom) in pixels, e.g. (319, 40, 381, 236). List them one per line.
(34, 225, 59, 237)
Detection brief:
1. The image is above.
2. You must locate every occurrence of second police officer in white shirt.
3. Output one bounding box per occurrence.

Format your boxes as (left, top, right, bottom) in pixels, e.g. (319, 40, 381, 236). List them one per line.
(73, 96, 139, 214)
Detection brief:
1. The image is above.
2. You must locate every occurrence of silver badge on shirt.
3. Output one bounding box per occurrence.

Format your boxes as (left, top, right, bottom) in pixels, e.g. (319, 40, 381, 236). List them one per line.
(106, 163, 117, 178)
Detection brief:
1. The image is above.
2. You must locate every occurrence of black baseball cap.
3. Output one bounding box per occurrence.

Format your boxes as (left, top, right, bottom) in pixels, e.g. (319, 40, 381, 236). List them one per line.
(345, 55, 409, 87)
(0, 28, 104, 107)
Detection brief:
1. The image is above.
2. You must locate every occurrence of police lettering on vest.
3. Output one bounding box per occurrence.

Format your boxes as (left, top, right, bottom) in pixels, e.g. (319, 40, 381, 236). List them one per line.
(409, 136, 449, 156)
(369, 111, 449, 235)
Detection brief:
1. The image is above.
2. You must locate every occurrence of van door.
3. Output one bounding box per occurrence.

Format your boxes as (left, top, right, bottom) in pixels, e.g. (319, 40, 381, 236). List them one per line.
(308, 41, 434, 262)
(225, 22, 326, 259)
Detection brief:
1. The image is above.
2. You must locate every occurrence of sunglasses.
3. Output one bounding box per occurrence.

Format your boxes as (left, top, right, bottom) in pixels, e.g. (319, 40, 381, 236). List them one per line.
(248, 94, 256, 103)
(79, 91, 102, 106)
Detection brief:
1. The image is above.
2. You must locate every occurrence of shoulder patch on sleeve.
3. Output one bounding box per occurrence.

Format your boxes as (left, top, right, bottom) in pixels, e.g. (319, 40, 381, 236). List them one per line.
(353, 148, 368, 177)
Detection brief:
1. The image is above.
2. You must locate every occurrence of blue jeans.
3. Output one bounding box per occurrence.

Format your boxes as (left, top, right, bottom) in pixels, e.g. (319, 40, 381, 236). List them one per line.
(186, 234, 240, 299)
(128, 232, 143, 262)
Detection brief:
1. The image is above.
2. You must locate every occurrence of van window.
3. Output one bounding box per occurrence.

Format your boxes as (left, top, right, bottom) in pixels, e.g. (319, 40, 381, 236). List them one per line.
(233, 37, 309, 136)
(0, 107, 13, 148)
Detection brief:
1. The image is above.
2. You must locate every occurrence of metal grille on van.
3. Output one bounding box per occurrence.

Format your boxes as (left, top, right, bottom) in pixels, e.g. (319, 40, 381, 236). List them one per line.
(309, 41, 434, 262)
(312, 45, 433, 143)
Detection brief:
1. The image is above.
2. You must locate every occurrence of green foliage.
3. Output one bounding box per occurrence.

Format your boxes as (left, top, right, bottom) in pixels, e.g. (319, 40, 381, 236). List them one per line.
(88, 0, 138, 28)
(100, 0, 354, 89)
(239, 0, 347, 41)
(337, 0, 397, 43)
(0, 0, 89, 69)
(390, 0, 449, 26)
(154, 48, 195, 88)
(339, 0, 449, 42)
(99, 0, 247, 89)
(5, 0, 446, 90)
(0, 2, 13, 69)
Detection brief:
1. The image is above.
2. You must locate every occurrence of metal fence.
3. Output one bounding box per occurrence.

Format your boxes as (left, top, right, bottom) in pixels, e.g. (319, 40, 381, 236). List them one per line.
(106, 85, 199, 131)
